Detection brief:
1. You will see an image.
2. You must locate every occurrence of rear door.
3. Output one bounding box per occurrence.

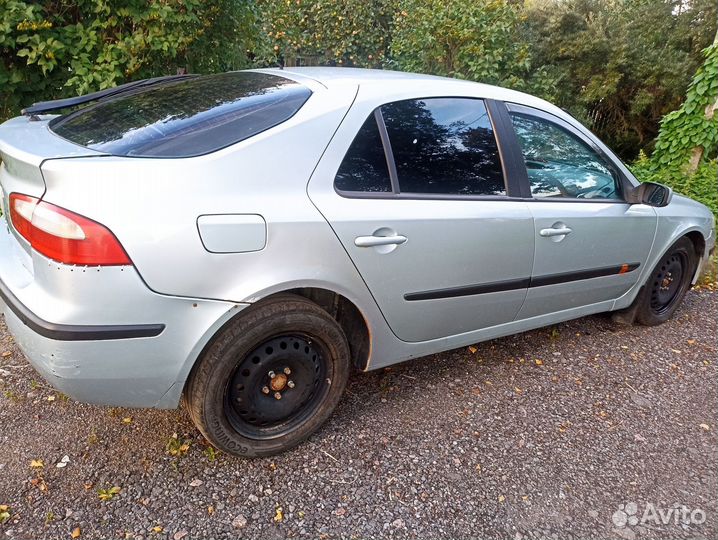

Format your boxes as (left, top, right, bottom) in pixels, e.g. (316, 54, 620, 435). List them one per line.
(503, 103, 657, 319)
(309, 96, 535, 342)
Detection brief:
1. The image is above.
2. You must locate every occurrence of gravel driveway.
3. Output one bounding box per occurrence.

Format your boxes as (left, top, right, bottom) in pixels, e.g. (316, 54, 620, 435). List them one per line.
(1, 290, 716, 540)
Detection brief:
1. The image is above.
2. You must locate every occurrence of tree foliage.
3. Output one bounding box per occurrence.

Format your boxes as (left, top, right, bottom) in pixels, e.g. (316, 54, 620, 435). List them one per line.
(257, 0, 393, 67)
(632, 42, 718, 217)
(1, 0, 716, 170)
(389, 0, 527, 84)
(521, 0, 717, 159)
(0, 0, 259, 119)
(651, 43, 718, 170)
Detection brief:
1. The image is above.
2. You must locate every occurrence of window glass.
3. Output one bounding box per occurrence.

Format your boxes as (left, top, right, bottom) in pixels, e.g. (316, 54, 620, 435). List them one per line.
(50, 72, 311, 158)
(381, 98, 505, 196)
(334, 114, 392, 193)
(509, 113, 621, 199)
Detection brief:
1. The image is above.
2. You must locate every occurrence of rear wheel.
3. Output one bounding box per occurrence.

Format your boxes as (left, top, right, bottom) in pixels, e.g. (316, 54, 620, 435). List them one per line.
(636, 238, 696, 326)
(185, 294, 350, 457)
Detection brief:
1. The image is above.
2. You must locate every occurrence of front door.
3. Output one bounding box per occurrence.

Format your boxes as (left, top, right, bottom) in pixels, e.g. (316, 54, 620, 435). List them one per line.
(309, 96, 535, 342)
(504, 104, 657, 319)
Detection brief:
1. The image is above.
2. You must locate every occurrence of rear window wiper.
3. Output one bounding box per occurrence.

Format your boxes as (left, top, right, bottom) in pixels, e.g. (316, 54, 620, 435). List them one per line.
(21, 74, 199, 116)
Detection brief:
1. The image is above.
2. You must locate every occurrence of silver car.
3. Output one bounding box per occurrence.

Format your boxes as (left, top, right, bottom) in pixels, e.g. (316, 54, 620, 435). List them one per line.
(0, 68, 714, 456)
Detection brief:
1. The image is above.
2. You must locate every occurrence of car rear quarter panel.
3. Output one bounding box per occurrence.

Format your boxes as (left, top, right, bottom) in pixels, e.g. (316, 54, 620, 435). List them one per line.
(35, 81, 403, 369)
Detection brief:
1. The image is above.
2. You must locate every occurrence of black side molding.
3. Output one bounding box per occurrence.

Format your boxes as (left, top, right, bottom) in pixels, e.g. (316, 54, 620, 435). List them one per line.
(0, 277, 165, 341)
(404, 263, 640, 301)
(404, 277, 531, 301)
(529, 263, 640, 288)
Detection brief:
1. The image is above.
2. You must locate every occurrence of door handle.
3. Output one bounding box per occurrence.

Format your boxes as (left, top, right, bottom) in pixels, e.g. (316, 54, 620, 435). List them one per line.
(354, 234, 408, 247)
(539, 226, 572, 237)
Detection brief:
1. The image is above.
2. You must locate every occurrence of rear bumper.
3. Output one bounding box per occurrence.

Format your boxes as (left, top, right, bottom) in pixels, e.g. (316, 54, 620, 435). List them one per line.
(0, 276, 165, 341)
(0, 220, 247, 408)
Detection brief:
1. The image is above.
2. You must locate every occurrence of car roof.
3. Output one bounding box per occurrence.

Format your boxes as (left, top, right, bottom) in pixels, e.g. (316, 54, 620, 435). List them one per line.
(255, 66, 567, 120)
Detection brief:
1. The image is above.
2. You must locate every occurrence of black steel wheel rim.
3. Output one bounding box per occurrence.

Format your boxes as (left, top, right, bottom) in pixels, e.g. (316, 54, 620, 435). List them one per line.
(649, 252, 686, 315)
(224, 334, 329, 440)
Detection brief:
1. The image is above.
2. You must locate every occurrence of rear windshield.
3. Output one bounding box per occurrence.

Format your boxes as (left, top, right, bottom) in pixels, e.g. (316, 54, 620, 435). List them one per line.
(49, 72, 311, 158)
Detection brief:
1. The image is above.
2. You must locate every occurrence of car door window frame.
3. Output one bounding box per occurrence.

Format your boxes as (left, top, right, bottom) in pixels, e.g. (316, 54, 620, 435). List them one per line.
(502, 102, 633, 204)
(334, 97, 526, 200)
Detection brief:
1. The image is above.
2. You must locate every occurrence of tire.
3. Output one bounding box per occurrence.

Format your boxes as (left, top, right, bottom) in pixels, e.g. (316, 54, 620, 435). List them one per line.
(184, 293, 350, 457)
(635, 237, 697, 326)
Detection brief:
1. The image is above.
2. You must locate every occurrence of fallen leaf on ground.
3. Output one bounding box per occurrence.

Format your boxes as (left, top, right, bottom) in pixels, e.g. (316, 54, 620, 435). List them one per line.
(98, 486, 121, 501)
(468, 346, 478, 354)
(700, 423, 710, 431)
(1, 351, 11, 357)
(534, 359, 544, 366)
(274, 507, 283, 522)
(498, 495, 505, 503)
(121, 417, 132, 424)
(71, 527, 81, 538)
(0, 505, 10, 524)
(152, 526, 163, 533)
(30, 459, 44, 468)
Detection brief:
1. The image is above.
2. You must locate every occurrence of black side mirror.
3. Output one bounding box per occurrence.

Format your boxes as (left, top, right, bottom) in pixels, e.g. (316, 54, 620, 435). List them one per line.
(626, 182, 673, 207)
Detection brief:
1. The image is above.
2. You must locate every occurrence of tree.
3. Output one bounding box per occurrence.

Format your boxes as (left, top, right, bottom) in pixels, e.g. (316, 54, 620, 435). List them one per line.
(257, 0, 394, 67)
(388, 0, 554, 95)
(522, 0, 717, 160)
(0, 0, 260, 119)
(632, 39, 718, 217)
(651, 36, 718, 173)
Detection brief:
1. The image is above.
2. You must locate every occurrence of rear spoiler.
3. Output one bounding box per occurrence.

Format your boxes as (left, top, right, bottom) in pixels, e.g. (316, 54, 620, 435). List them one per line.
(22, 74, 198, 116)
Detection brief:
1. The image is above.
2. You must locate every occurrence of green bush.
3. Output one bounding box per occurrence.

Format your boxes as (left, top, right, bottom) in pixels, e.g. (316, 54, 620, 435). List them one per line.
(388, 0, 555, 97)
(631, 154, 718, 218)
(0, 0, 259, 120)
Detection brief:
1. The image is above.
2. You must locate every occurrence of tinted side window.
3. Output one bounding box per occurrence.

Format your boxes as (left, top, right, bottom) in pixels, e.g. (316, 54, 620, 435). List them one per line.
(381, 98, 505, 196)
(509, 113, 621, 200)
(334, 114, 392, 193)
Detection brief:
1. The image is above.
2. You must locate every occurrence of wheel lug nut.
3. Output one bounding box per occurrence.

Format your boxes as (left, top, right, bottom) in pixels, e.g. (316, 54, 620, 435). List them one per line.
(287, 380, 295, 389)
(274, 392, 282, 400)
(261, 386, 270, 394)
(283, 367, 291, 375)
(268, 371, 276, 378)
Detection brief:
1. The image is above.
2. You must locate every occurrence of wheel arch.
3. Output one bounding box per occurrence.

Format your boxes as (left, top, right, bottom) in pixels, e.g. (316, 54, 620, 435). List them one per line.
(685, 230, 706, 262)
(648, 229, 706, 287)
(189, 286, 372, 380)
(283, 287, 371, 371)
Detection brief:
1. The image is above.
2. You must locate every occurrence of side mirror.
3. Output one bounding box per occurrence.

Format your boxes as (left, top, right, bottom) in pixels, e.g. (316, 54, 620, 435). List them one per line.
(626, 182, 673, 207)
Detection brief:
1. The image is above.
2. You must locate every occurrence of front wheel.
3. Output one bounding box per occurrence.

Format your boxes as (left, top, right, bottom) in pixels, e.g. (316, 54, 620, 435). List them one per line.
(184, 294, 350, 457)
(635, 237, 697, 326)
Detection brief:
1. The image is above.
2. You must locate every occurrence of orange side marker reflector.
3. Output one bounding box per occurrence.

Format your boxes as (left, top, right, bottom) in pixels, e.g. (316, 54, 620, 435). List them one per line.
(618, 263, 630, 274)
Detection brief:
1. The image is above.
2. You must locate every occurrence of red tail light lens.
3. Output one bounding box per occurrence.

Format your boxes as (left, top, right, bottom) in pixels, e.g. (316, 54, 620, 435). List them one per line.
(9, 193, 131, 266)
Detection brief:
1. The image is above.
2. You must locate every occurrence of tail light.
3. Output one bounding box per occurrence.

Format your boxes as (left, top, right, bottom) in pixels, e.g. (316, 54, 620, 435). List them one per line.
(9, 193, 131, 266)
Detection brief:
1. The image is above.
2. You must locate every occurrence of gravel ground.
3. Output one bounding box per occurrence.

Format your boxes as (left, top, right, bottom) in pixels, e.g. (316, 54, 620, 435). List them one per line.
(0, 290, 716, 540)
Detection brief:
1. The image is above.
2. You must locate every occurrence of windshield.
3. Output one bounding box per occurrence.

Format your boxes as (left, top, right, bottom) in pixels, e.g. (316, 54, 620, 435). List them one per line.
(49, 71, 311, 158)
